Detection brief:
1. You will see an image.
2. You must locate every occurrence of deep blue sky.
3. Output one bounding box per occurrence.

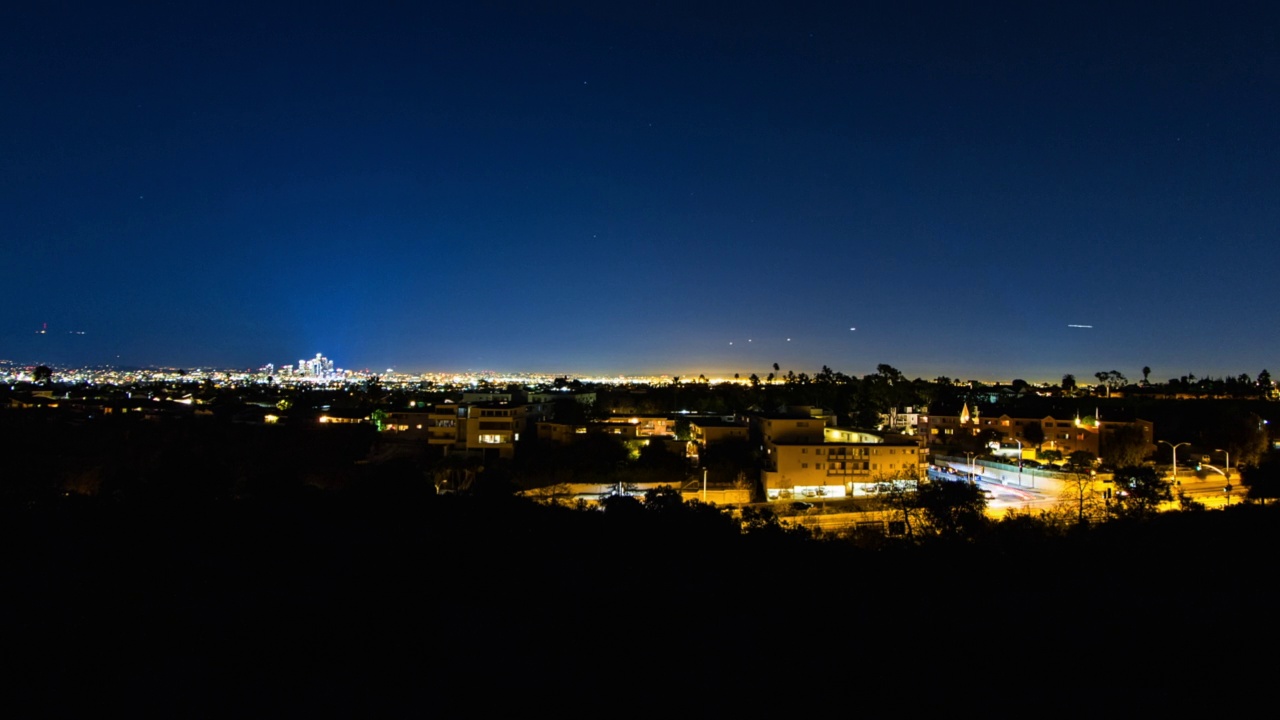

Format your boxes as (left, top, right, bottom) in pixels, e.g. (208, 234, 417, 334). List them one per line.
(4, 2, 1278, 381)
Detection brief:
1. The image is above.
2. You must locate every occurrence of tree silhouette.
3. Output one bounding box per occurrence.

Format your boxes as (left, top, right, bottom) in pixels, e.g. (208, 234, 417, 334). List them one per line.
(1101, 425, 1149, 466)
(1241, 457, 1280, 503)
(1058, 451, 1102, 524)
(1022, 421, 1046, 450)
(1111, 465, 1171, 518)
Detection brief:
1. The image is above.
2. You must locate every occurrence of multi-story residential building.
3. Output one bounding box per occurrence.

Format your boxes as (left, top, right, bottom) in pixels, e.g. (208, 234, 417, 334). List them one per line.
(535, 415, 675, 443)
(762, 426, 927, 501)
(878, 406, 926, 435)
(688, 416, 749, 446)
(422, 401, 527, 459)
(384, 411, 433, 438)
(754, 406, 836, 450)
(917, 403, 1154, 459)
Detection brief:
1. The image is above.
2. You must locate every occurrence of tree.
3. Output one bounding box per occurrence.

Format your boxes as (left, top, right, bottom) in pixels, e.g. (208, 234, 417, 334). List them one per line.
(701, 437, 758, 489)
(1058, 451, 1102, 524)
(1039, 449, 1063, 464)
(643, 484, 684, 512)
(1111, 465, 1172, 518)
(553, 398, 590, 424)
(1062, 374, 1077, 395)
(1223, 412, 1270, 468)
(600, 492, 644, 516)
(915, 477, 989, 539)
(870, 465, 989, 542)
(1142, 366, 1151, 385)
(1095, 370, 1127, 397)
(1066, 450, 1097, 471)
(572, 433, 629, 479)
(1101, 425, 1149, 467)
(32, 365, 53, 384)
(1022, 421, 1046, 450)
(868, 469, 922, 541)
(635, 439, 688, 484)
(1241, 457, 1280, 503)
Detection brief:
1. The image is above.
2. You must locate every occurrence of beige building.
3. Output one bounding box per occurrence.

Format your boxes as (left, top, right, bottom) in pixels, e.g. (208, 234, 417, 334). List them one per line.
(762, 425, 927, 501)
(421, 401, 527, 459)
(536, 414, 675, 444)
(689, 417, 749, 446)
(917, 403, 1154, 459)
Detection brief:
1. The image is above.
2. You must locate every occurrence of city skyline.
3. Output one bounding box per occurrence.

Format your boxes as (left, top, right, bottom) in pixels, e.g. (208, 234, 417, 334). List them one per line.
(5, 4, 1278, 380)
(4, 345, 1271, 389)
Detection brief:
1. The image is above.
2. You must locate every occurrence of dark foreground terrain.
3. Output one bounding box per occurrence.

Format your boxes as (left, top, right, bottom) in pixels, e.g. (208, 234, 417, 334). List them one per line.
(4, 488, 1278, 713)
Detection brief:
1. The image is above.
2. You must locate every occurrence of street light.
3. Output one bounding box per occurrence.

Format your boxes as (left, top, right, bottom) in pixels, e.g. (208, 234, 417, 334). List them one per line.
(1015, 439, 1026, 488)
(964, 451, 976, 482)
(1214, 448, 1231, 480)
(1159, 441, 1190, 484)
(1216, 448, 1233, 503)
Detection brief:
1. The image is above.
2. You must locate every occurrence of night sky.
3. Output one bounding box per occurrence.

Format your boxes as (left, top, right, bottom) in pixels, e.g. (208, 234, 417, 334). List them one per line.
(5, 2, 1278, 381)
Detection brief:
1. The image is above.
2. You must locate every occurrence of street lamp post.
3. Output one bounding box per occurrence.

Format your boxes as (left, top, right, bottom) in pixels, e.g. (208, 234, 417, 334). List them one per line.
(1216, 448, 1232, 503)
(964, 452, 976, 482)
(1159, 441, 1190, 484)
(1015, 439, 1026, 487)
